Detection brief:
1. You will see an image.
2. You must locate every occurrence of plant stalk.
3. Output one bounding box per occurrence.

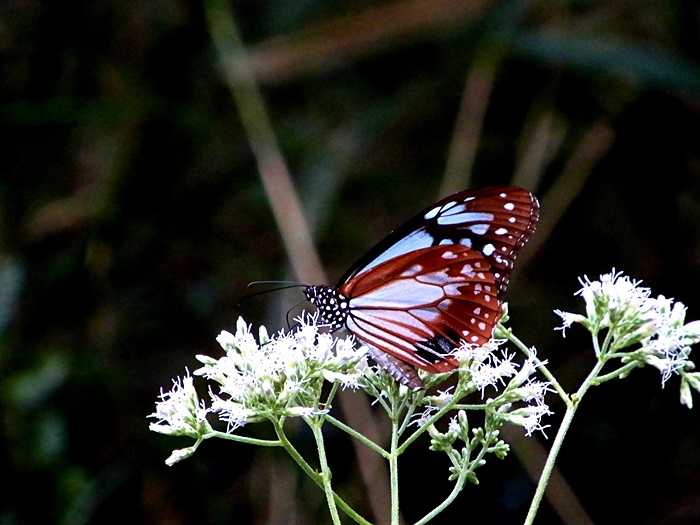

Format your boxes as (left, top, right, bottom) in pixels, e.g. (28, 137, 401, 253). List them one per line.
(311, 422, 343, 525)
(389, 410, 400, 525)
(271, 420, 372, 525)
(522, 353, 606, 525)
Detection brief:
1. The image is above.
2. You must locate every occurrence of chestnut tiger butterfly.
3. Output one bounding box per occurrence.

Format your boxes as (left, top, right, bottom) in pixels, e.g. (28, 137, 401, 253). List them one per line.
(302, 186, 539, 388)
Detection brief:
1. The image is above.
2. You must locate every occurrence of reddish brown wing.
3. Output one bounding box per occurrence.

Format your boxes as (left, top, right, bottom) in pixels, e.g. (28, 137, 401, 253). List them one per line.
(340, 245, 500, 373)
(337, 186, 540, 299)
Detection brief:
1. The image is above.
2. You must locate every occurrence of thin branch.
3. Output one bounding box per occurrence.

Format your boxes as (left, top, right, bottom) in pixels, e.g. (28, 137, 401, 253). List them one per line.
(517, 121, 615, 269)
(326, 415, 390, 459)
(204, 430, 280, 447)
(272, 420, 374, 525)
(440, 48, 501, 195)
(512, 106, 566, 191)
(591, 361, 641, 385)
(205, 0, 324, 282)
(246, 0, 496, 83)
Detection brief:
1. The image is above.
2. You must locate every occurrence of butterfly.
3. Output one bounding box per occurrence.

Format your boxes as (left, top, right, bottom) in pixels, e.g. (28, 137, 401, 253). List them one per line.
(303, 186, 540, 388)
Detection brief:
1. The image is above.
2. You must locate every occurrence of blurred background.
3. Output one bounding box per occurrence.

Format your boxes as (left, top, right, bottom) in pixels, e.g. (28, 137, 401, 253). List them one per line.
(2, 0, 700, 523)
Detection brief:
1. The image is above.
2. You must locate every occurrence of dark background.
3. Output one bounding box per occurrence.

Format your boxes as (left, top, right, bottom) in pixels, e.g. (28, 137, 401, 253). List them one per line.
(2, 1, 700, 524)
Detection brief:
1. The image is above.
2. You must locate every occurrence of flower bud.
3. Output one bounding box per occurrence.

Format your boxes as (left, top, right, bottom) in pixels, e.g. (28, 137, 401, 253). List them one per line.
(680, 377, 693, 409)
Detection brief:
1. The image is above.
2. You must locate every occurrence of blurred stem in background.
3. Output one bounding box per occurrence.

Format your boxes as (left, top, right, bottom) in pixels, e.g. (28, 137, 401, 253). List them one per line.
(439, 32, 597, 525)
(440, 43, 503, 196)
(204, 1, 396, 522)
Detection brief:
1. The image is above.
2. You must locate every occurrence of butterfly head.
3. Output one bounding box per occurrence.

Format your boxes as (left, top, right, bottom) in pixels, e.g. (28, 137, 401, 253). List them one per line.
(303, 286, 349, 331)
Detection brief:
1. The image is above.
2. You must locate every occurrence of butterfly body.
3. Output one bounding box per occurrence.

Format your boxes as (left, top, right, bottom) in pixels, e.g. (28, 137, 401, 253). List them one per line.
(303, 286, 349, 332)
(304, 186, 540, 388)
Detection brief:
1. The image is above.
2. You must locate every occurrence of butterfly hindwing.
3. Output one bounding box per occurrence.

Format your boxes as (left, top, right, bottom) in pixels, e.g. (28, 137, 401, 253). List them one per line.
(342, 245, 500, 374)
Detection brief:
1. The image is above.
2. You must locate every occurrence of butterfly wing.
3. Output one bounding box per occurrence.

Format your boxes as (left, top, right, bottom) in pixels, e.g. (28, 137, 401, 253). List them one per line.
(340, 245, 501, 375)
(338, 186, 540, 299)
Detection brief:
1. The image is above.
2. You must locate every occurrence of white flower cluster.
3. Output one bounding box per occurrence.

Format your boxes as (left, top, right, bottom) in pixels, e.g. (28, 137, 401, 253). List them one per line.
(555, 270, 652, 337)
(555, 269, 700, 387)
(195, 315, 367, 430)
(455, 341, 553, 436)
(149, 372, 209, 438)
(457, 341, 518, 393)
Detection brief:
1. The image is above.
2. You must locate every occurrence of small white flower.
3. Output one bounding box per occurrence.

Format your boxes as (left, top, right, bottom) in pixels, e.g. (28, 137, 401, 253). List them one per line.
(165, 445, 200, 467)
(501, 404, 551, 437)
(683, 321, 700, 341)
(553, 310, 587, 336)
(423, 388, 455, 407)
(209, 397, 255, 431)
(413, 404, 440, 427)
(641, 296, 695, 385)
(455, 341, 518, 394)
(680, 377, 693, 409)
(148, 372, 209, 438)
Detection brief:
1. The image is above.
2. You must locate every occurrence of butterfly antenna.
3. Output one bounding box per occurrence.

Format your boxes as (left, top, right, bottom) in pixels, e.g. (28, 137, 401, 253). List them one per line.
(239, 281, 311, 305)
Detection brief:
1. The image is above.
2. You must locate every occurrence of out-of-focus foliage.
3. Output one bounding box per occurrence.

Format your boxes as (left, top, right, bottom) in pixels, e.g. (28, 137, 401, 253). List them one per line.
(1, 1, 699, 524)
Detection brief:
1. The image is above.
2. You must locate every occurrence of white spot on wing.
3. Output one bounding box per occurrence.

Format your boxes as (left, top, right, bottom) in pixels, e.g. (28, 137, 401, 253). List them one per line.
(504, 202, 515, 211)
(437, 212, 495, 225)
(441, 251, 458, 259)
(495, 227, 507, 235)
(469, 224, 489, 235)
(459, 238, 472, 248)
(499, 192, 507, 198)
(424, 206, 441, 219)
(483, 243, 495, 256)
(508, 217, 516, 223)
(440, 201, 458, 212)
(400, 264, 423, 277)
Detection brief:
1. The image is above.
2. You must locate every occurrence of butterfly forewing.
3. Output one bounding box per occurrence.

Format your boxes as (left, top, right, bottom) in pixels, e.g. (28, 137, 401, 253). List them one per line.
(338, 186, 539, 299)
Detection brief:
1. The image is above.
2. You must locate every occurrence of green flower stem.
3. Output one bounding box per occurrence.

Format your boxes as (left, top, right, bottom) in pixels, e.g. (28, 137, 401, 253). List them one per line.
(397, 393, 466, 455)
(592, 328, 613, 358)
(271, 420, 372, 525)
(325, 415, 390, 459)
(325, 382, 340, 407)
(397, 403, 416, 437)
(414, 462, 468, 524)
(452, 403, 489, 410)
(310, 421, 342, 525)
(496, 323, 572, 407)
(591, 361, 641, 385)
(389, 404, 400, 525)
(414, 443, 489, 525)
(203, 430, 280, 447)
(522, 338, 609, 525)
